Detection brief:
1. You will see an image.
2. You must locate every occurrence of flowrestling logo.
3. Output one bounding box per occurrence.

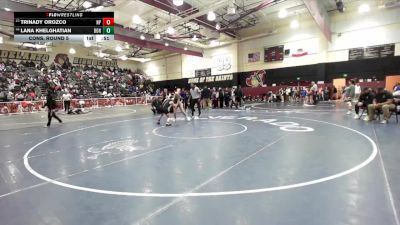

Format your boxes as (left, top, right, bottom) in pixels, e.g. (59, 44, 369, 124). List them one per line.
(176, 115, 314, 132)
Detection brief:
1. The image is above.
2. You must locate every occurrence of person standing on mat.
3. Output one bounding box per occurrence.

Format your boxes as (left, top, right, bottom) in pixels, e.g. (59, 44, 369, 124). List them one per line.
(218, 87, 224, 108)
(172, 90, 190, 121)
(189, 83, 201, 118)
(62, 89, 72, 113)
(201, 86, 211, 109)
(235, 85, 244, 109)
(345, 80, 356, 115)
(43, 90, 62, 127)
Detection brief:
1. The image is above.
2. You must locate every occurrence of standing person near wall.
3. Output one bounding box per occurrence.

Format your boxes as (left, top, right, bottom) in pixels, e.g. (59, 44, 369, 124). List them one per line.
(224, 88, 231, 107)
(62, 89, 72, 113)
(354, 83, 362, 100)
(309, 81, 318, 105)
(189, 83, 201, 118)
(345, 80, 356, 115)
(43, 90, 62, 127)
(235, 85, 244, 108)
(218, 88, 224, 108)
(201, 86, 211, 109)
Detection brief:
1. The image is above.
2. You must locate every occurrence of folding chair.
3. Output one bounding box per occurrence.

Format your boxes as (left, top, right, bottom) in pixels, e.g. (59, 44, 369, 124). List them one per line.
(358, 106, 367, 119)
(389, 99, 400, 123)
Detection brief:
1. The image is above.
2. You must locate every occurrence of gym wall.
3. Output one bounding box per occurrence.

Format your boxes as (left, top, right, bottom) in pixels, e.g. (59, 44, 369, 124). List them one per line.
(142, 6, 400, 82)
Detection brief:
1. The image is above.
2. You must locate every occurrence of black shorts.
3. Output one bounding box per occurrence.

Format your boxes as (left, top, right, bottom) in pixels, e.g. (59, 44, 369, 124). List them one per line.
(161, 106, 173, 114)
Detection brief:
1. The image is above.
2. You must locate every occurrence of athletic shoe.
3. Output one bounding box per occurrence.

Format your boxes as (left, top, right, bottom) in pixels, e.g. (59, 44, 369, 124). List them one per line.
(156, 121, 160, 125)
(346, 111, 352, 115)
(380, 120, 388, 124)
(353, 115, 360, 119)
(364, 117, 373, 122)
(166, 123, 172, 126)
(186, 117, 191, 121)
(194, 116, 199, 119)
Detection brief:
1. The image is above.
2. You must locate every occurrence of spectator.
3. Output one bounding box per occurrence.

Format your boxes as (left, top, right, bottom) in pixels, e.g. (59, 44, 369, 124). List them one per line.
(201, 86, 211, 109)
(367, 87, 395, 124)
(345, 80, 356, 115)
(218, 88, 224, 108)
(235, 85, 244, 108)
(393, 82, 400, 97)
(354, 88, 374, 119)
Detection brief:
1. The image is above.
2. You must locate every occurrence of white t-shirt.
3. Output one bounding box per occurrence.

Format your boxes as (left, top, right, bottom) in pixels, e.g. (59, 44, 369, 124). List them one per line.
(355, 85, 361, 95)
(62, 93, 72, 101)
(310, 84, 318, 92)
(190, 87, 201, 99)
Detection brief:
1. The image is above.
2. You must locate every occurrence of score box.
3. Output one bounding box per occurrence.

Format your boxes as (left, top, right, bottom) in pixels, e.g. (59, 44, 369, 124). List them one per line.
(102, 26, 114, 34)
(102, 18, 114, 26)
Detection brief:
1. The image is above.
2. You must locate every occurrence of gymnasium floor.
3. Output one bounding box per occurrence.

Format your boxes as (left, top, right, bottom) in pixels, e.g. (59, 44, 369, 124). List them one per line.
(0, 102, 399, 225)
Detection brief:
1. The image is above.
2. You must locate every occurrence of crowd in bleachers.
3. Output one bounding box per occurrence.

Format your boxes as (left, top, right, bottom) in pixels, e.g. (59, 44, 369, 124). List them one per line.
(0, 58, 152, 102)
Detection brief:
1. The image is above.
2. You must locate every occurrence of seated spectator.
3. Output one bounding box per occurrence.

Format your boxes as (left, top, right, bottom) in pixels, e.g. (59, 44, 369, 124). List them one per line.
(354, 88, 374, 119)
(367, 87, 395, 124)
(394, 82, 400, 97)
(16, 92, 25, 101)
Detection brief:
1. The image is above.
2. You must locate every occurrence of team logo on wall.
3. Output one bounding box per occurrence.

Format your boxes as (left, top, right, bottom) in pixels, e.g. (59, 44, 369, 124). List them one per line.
(245, 70, 267, 87)
(54, 53, 70, 66)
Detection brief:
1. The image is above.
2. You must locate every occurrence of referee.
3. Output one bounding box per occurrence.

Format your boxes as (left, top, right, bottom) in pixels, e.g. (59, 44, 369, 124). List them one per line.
(189, 83, 201, 118)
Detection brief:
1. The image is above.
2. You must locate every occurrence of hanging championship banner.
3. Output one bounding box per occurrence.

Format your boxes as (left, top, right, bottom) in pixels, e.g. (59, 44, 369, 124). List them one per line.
(0, 49, 50, 62)
(72, 57, 118, 67)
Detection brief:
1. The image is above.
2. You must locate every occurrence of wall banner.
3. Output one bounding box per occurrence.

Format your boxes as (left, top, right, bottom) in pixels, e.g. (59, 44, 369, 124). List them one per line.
(73, 57, 118, 67)
(241, 70, 267, 87)
(188, 74, 234, 84)
(0, 49, 50, 62)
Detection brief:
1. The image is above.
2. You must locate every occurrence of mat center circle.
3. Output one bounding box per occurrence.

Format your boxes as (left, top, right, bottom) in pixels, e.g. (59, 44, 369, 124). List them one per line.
(152, 120, 247, 139)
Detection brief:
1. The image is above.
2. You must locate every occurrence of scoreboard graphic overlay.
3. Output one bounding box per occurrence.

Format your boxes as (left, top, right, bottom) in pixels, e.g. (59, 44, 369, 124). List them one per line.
(14, 12, 114, 43)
